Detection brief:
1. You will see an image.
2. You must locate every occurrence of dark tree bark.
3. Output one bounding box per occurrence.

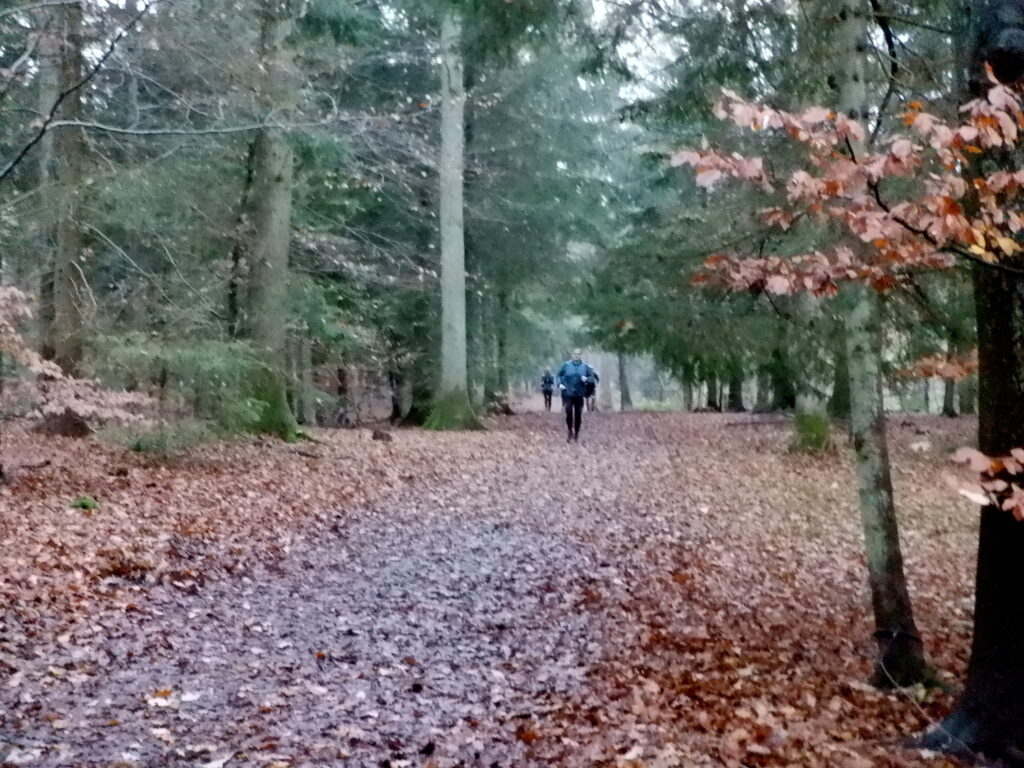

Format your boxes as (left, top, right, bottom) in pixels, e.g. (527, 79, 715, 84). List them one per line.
(959, 374, 978, 415)
(496, 289, 509, 396)
(829, 321, 851, 421)
(727, 359, 745, 412)
(942, 377, 958, 417)
(920, 2, 1024, 761)
(389, 370, 404, 423)
(48, 2, 87, 376)
(923, 262, 1024, 762)
(680, 361, 694, 411)
(705, 371, 720, 411)
(227, 141, 257, 338)
(618, 352, 633, 412)
(754, 366, 772, 412)
(770, 345, 797, 410)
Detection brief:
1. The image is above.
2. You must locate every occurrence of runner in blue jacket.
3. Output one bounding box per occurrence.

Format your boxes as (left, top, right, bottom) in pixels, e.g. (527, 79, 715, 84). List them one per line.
(557, 349, 599, 442)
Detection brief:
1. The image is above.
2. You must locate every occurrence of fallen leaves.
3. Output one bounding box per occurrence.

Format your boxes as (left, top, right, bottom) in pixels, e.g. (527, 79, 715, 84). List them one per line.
(1, 413, 977, 766)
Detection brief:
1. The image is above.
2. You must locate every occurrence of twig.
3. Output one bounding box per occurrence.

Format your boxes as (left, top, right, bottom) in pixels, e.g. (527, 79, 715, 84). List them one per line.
(869, 0, 900, 146)
(0, 0, 78, 19)
(0, 0, 161, 184)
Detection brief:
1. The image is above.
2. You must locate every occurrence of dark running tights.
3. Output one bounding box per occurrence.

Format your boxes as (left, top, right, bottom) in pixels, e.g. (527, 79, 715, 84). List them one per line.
(543, 391, 552, 410)
(564, 395, 584, 435)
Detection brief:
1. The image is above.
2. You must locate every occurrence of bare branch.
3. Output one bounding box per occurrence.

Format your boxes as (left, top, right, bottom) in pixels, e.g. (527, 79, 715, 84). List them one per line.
(0, 0, 77, 20)
(0, 0, 161, 184)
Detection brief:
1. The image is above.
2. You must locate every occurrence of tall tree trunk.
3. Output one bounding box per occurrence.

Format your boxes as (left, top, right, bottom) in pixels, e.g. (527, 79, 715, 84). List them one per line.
(755, 366, 771, 412)
(482, 292, 498, 403)
(959, 374, 977, 415)
(829, 321, 851, 421)
(922, 2, 1024, 751)
(299, 332, 314, 425)
(839, 0, 930, 687)
(227, 141, 257, 338)
(428, 8, 477, 429)
(47, 3, 87, 376)
(496, 289, 509, 396)
(705, 371, 720, 411)
(466, 268, 483, 405)
(36, 17, 60, 357)
(680, 362, 694, 411)
(847, 289, 930, 686)
(618, 352, 633, 411)
(389, 369, 404, 423)
(244, 0, 299, 439)
(942, 377, 958, 417)
(727, 359, 744, 412)
(770, 344, 797, 410)
(922, 263, 1024, 760)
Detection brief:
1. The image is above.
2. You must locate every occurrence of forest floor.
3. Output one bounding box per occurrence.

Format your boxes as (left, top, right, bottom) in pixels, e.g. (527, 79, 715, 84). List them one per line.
(1, 411, 980, 768)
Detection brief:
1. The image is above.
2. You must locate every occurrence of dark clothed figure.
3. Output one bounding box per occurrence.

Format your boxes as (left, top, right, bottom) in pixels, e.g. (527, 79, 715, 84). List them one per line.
(584, 378, 597, 411)
(564, 395, 584, 437)
(557, 354, 598, 441)
(541, 372, 555, 412)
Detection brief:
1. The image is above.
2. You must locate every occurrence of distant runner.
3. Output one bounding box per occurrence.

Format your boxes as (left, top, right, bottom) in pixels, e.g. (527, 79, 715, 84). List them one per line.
(557, 349, 599, 443)
(584, 370, 598, 412)
(540, 369, 555, 412)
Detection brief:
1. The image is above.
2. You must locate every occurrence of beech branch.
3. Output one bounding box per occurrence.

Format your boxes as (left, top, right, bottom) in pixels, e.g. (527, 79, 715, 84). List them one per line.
(0, 0, 78, 19)
(869, 0, 900, 146)
(0, 0, 160, 184)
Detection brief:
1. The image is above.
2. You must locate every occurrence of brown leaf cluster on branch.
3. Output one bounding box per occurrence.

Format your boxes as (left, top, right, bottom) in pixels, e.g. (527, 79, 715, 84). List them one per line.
(0, 286, 62, 377)
(951, 446, 1024, 520)
(1, 285, 151, 424)
(898, 350, 979, 381)
(672, 82, 1024, 296)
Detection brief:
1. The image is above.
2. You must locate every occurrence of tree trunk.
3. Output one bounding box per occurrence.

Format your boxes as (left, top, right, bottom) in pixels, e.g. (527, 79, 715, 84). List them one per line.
(299, 333, 314, 425)
(727, 359, 745, 412)
(705, 371, 720, 411)
(846, 289, 930, 686)
(47, 3, 87, 376)
(389, 370, 403, 423)
(829, 321, 851, 421)
(838, 0, 930, 687)
(942, 377, 958, 417)
(618, 352, 633, 411)
(922, 264, 1024, 761)
(496, 289, 509, 396)
(227, 140, 257, 338)
(921, 2, 1024, 744)
(36, 18, 60, 357)
(466, 268, 483, 405)
(680, 362, 694, 411)
(770, 344, 797, 410)
(427, 7, 478, 429)
(244, 0, 299, 439)
(959, 374, 977, 415)
(754, 366, 771, 412)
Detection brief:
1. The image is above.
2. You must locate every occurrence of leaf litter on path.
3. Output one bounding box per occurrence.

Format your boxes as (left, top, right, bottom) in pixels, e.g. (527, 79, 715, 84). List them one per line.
(1, 413, 975, 766)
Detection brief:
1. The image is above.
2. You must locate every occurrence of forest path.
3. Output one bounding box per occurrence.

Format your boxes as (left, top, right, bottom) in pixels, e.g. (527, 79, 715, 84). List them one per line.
(2, 412, 976, 767)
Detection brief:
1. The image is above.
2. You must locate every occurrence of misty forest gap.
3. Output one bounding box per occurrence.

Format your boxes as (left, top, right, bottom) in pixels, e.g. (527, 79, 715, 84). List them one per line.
(2, 412, 976, 766)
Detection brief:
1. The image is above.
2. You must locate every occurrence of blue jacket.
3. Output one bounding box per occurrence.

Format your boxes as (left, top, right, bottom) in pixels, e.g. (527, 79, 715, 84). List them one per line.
(557, 360, 598, 398)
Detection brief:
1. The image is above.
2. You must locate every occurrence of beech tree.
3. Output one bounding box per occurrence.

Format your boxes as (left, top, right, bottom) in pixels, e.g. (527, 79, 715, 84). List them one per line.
(427, 4, 475, 428)
(674, 5, 1024, 746)
(919, 0, 1024, 760)
(243, 0, 304, 439)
